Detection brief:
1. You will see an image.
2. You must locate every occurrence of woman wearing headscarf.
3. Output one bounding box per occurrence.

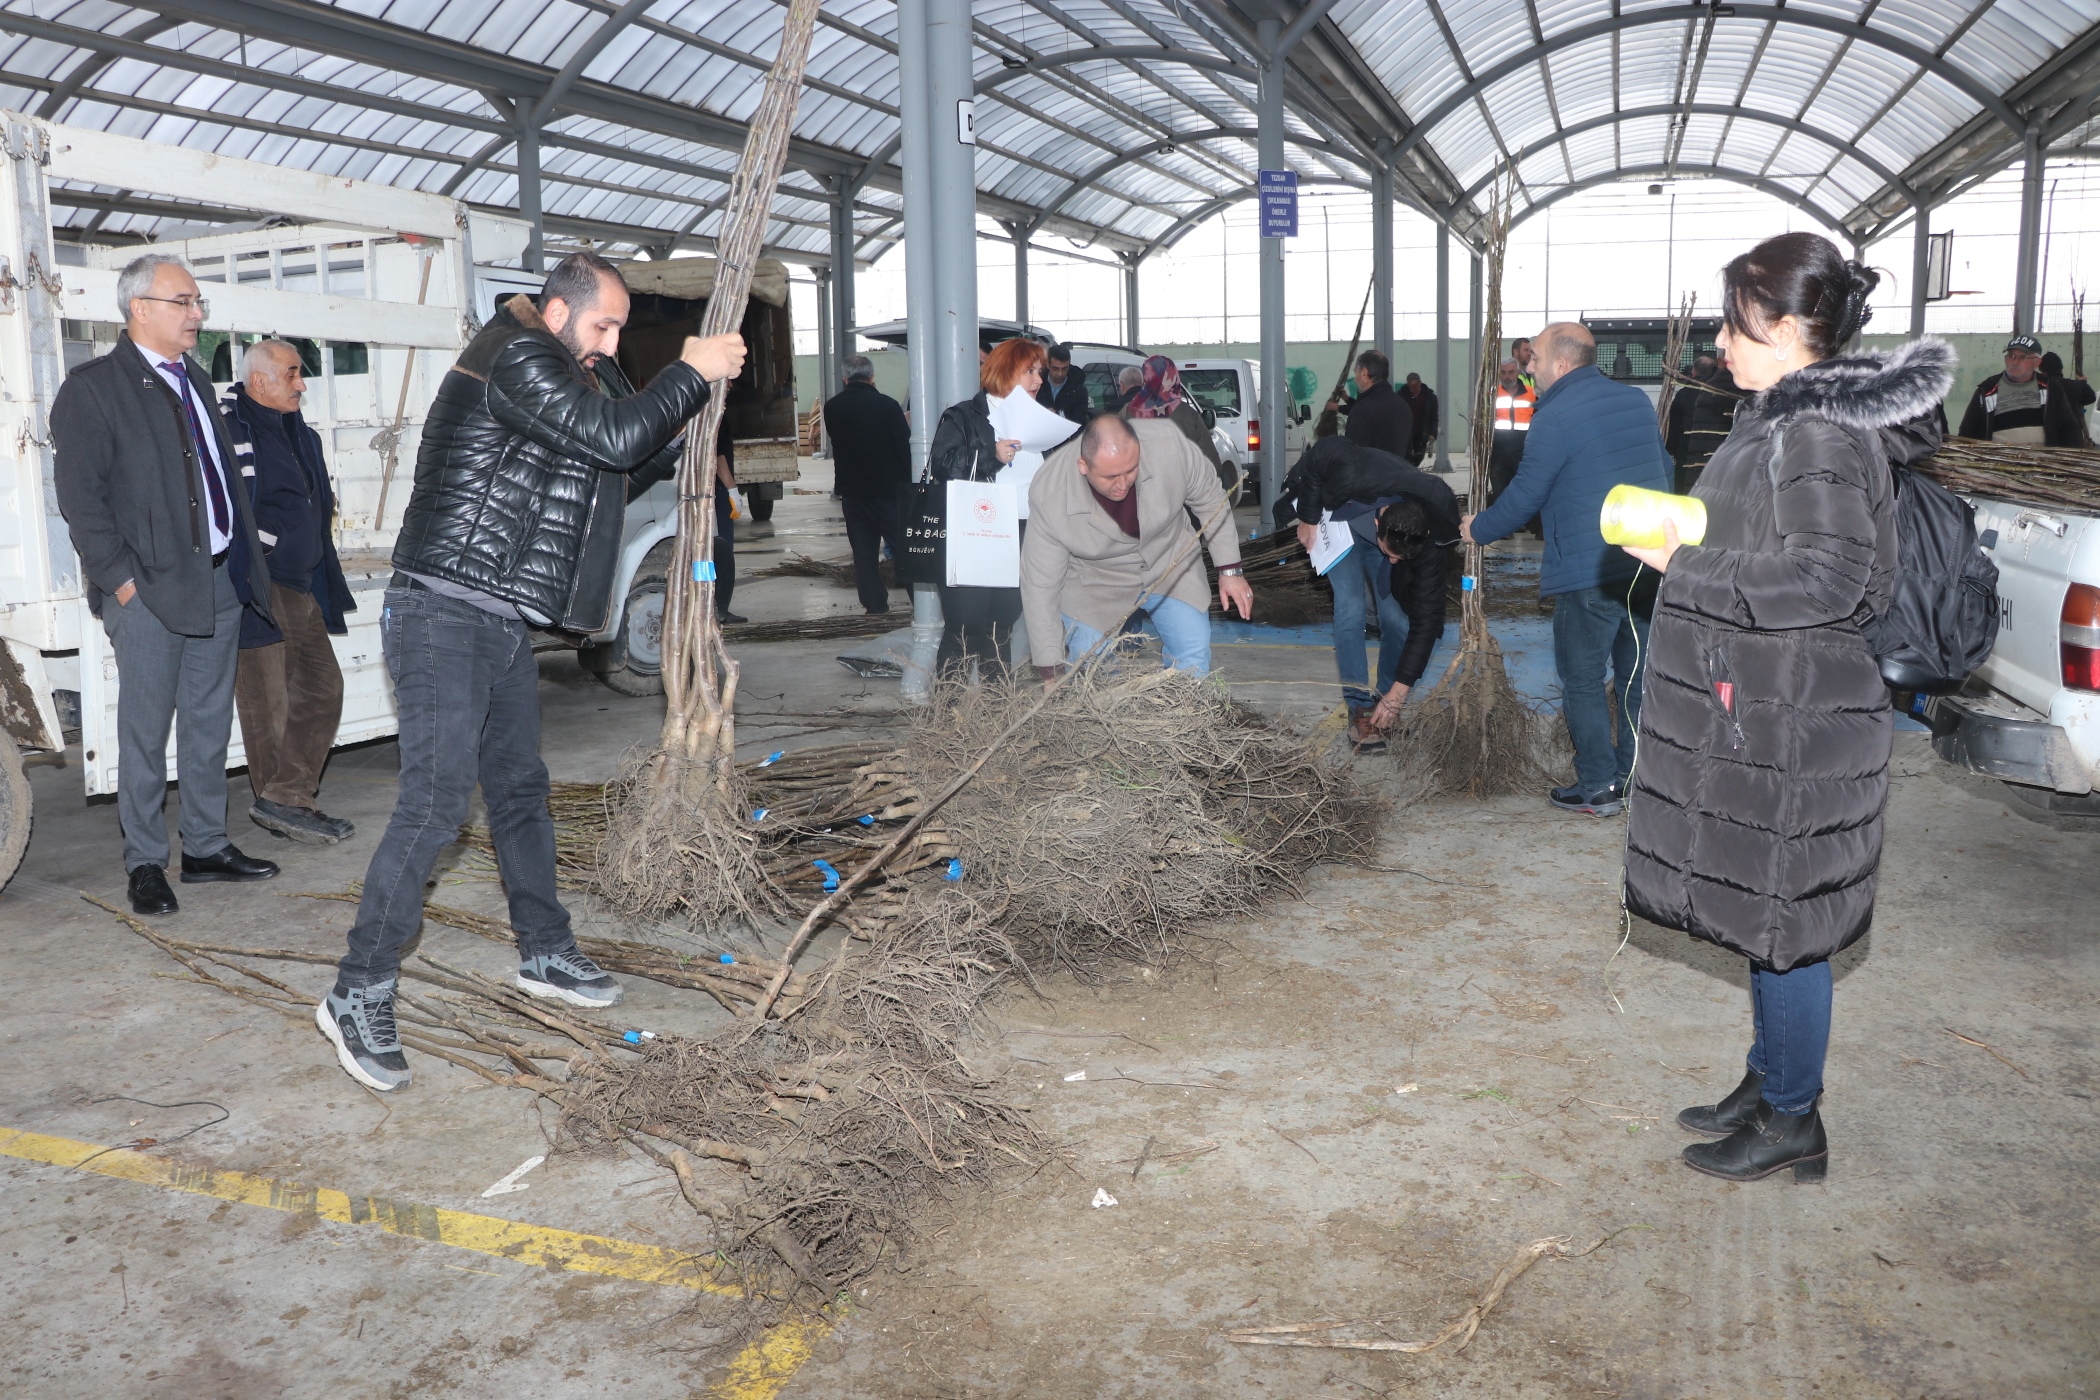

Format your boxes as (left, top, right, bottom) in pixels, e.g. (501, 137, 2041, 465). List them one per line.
(928, 337, 1044, 679)
(1620, 232, 1954, 1185)
(1123, 355, 1231, 491)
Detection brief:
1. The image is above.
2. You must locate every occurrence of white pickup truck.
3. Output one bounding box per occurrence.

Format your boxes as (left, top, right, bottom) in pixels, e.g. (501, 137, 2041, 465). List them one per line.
(1926, 496, 2100, 821)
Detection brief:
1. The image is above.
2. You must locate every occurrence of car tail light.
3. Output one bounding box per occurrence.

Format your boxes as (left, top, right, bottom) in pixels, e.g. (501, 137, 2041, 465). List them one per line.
(2064, 583, 2100, 691)
(1247, 418, 1261, 452)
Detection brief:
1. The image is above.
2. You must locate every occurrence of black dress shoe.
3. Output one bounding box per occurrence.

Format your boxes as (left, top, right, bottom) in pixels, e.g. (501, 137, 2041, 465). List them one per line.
(1678, 1067, 1766, 1137)
(1682, 1099, 1828, 1183)
(180, 843, 280, 884)
(128, 865, 179, 916)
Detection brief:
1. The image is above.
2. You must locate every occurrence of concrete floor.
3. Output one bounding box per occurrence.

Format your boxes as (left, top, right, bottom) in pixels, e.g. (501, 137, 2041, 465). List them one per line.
(3, 469, 2096, 1399)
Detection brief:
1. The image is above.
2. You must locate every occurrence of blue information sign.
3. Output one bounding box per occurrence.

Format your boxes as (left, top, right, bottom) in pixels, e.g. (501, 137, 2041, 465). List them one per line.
(1258, 169, 1299, 238)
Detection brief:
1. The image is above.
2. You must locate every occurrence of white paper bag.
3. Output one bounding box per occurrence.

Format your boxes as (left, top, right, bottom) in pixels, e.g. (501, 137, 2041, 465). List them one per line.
(945, 479, 1021, 588)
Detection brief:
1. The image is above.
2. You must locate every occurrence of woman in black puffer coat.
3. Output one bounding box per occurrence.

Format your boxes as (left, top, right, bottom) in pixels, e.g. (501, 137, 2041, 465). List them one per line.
(1620, 232, 1955, 1185)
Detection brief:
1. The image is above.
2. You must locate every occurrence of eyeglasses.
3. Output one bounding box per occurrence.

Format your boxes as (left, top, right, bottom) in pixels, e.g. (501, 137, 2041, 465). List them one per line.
(135, 295, 210, 317)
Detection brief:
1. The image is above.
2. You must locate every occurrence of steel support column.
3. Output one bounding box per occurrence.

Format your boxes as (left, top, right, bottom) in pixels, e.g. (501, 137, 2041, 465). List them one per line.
(1009, 223, 1030, 329)
(1468, 251, 1483, 458)
(927, 0, 979, 416)
(1434, 221, 1450, 472)
(813, 265, 833, 449)
(828, 179, 857, 377)
(1909, 203, 1931, 338)
(1124, 253, 1141, 348)
(897, 0, 943, 700)
(1257, 16, 1286, 523)
(1371, 162, 1394, 364)
(516, 118, 544, 274)
(2014, 119, 2045, 334)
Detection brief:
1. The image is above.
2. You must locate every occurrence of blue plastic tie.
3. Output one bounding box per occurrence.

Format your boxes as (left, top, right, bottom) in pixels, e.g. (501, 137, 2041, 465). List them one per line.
(719, 952, 736, 965)
(751, 807, 769, 822)
(944, 858, 965, 882)
(692, 559, 716, 581)
(623, 1030, 642, 1045)
(813, 859, 841, 892)
(857, 814, 875, 826)
(1461, 574, 1478, 592)
(759, 750, 785, 767)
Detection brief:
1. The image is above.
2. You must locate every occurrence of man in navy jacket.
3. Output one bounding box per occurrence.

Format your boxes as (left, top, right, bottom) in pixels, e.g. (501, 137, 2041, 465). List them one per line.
(1463, 322, 1671, 815)
(222, 340, 357, 846)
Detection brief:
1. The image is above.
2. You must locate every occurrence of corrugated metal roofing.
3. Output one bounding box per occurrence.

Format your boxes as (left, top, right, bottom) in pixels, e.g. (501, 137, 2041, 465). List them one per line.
(0, 0, 2091, 261)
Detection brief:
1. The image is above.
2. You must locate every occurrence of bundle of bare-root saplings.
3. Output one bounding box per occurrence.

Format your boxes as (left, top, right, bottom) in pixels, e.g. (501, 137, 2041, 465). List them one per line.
(560, 667, 1378, 1302)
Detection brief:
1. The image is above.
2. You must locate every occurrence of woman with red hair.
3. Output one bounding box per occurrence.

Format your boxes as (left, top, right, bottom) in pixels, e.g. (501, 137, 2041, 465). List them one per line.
(927, 338, 1045, 679)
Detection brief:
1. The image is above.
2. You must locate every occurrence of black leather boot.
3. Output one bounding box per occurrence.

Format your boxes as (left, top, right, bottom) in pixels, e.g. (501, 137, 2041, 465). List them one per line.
(1677, 1067, 1765, 1137)
(1682, 1099, 1827, 1183)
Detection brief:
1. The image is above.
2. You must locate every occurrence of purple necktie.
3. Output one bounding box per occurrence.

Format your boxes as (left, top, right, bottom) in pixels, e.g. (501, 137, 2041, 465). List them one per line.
(162, 360, 231, 538)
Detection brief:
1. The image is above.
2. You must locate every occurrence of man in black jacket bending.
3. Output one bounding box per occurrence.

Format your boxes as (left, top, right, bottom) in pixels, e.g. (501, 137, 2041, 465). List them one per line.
(1276, 436, 1457, 748)
(825, 354, 912, 614)
(319, 252, 744, 1093)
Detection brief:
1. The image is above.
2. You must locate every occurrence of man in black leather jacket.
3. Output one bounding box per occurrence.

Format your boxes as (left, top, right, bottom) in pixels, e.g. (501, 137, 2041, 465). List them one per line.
(318, 251, 745, 1094)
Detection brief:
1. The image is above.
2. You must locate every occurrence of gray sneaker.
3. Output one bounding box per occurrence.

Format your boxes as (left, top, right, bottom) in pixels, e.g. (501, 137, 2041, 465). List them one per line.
(252, 798, 351, 846)
(316, 981, 412, 1091)
(517, 947, 624, 1009)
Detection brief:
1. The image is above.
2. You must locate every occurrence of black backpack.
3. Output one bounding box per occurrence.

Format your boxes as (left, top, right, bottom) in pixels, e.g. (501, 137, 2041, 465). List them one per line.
(1865, 467, 2000, 694)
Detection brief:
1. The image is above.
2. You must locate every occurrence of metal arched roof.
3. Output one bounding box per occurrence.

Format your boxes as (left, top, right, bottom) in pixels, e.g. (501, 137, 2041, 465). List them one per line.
(0, 0, 2094, 264)
(1325, 0, 2100, 241)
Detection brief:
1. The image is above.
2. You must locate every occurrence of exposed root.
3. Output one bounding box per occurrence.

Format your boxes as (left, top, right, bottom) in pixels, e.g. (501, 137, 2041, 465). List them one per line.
(595, 746, 779, 927)
(1392, 632, 1559, 797)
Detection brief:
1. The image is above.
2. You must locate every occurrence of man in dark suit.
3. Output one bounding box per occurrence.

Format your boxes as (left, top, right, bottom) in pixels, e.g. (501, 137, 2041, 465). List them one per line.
(1037, 343, 1090, 424)
(52, 253, 282, 916)
(825, 355, 913, 614)
(1324, 350, 1413, 464)
(1401, 372, 1439, 465)
(222, 339, 358, 847)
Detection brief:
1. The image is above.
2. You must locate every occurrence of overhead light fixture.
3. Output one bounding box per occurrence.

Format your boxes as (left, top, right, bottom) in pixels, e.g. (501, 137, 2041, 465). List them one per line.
(1001, 54, 1024, 69)
(1648, 183, 1664, 195)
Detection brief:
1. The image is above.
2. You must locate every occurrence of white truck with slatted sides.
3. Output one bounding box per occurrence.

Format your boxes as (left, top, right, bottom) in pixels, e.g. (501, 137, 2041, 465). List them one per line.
(1926, 496, 2100, 823)
(0, 112, 532, 892)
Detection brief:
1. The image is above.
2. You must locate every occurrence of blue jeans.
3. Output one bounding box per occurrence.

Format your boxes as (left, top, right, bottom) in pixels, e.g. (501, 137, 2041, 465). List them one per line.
(1747, 960, 1832, 1114)
(1329, 541, 1409, 709)
(337, 582, 573, 989)
(1062, 593, 1211, 675)
(1552, 583, 1648, 793)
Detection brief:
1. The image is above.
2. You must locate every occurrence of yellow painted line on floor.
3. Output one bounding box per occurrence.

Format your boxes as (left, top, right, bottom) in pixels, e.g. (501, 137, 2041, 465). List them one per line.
(1308, 701, 1351, 749)
(0, 1125, 829, 1400)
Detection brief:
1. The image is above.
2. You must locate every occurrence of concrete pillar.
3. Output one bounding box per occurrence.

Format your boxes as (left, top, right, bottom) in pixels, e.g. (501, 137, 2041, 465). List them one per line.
(1909, 203, 1930, 339)
(1257, 17, 1286, 523)
(1433, 220, 1450, 472)
(516, 118, 544, 275)
(2014, 119, 2044, 335)
(896, 0, 943, 700)
(829, 180, 857, 378)
(926, 0, 979, 415)
(1124, 253, 1141, 348)
(1371, 163, 1394, 364)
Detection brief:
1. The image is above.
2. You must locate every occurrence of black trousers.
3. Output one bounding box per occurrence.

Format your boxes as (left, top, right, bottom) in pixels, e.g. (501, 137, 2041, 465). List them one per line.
(840, 491, 906, 613)
(937, 585, 1021, 680)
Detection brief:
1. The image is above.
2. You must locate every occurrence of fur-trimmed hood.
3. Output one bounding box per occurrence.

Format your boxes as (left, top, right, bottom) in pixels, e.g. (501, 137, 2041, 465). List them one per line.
(1746, 335, 1955, 431)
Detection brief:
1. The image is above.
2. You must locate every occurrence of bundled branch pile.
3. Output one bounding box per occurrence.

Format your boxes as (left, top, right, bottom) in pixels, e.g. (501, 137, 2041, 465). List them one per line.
(1914, 440, 2100, 514)
(557, 667, 1377, 1296)
(721, 612, 903, 645)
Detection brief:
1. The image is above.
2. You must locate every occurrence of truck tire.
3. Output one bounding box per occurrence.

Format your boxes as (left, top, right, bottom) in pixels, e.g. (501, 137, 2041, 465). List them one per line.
(744, 489, 775, 523)
(0, 728, 29, 895)
(583, 558, 668, 698)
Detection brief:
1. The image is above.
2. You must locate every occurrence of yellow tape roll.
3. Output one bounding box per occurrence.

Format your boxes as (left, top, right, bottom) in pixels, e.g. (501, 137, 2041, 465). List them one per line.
(1600, 484, 1707, 549)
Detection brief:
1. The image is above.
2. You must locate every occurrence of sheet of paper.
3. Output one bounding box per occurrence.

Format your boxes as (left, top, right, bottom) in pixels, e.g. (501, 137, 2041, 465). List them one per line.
(1308, 512, 1354, 576)
(997, 448, 1044, 518)
(987, 384, 1083, 454)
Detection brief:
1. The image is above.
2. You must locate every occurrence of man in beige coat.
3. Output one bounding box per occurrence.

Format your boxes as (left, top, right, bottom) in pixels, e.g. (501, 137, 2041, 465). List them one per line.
(1022, 415, 1252, 677)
